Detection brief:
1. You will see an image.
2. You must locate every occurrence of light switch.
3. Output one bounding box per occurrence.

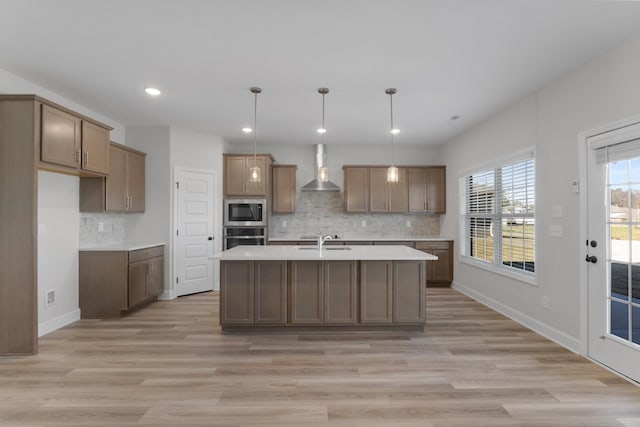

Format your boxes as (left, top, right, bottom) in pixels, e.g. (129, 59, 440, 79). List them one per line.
(552, 205, 563, 218)
(361, 220, 367, 228)
(549, 224, 563, 237)
(406, 220, 411, 228)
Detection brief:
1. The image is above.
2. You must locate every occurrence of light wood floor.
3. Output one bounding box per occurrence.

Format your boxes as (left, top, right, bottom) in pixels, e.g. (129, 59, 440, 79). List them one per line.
(1, 288, 640, 426)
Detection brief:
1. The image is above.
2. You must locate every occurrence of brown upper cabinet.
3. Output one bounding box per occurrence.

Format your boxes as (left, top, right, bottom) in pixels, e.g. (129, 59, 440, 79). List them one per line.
(272, 164, 297, 213)
(343, 167, 369, 213)
(40, 102, 111, 175)
(344, 165, 445, 214)
(369, 167, 408, 213)
(80, 142, 146, 213)
(224, 154, 273, 197)
(408, 166, 446, 213)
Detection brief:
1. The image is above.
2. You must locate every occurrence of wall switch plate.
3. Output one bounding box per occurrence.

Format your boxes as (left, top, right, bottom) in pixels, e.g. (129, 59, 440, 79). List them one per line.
(406, 220, 411, 228)
(282, 220, 287, 228)
(542, 295, 550, 308)
(549, 224, 563, 237)
(46, 289, 56, 307)
(98, 222, 104, 232)
(552, 205, 563, 218)
(361, 220, 367, 228)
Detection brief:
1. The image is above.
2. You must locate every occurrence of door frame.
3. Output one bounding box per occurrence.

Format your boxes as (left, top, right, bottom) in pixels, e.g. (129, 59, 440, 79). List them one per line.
(171, 166, 219, 299)
(578, 113, 640, 357)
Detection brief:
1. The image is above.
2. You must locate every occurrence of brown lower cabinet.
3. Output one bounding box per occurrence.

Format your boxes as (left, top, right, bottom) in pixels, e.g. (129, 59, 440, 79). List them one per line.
(220, 259, 425, 331)
(415, 241, 454, 286)
(79, 245, 164, 318)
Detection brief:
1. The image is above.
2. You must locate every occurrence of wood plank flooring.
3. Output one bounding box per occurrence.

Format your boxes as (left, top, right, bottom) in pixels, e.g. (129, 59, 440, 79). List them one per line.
(1, 288, 640, 426)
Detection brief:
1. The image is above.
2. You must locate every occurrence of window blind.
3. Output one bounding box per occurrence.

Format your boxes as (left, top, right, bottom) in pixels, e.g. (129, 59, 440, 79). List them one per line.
(460, 153, 535, 276)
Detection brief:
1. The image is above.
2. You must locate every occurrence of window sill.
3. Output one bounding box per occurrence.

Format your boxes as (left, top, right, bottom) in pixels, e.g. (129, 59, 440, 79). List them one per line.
(459, 256, 538, 287)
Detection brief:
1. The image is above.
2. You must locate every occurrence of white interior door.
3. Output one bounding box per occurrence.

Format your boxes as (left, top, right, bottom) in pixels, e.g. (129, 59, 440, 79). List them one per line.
(587, 124, 640, 382)
(176, 169, 215, 296)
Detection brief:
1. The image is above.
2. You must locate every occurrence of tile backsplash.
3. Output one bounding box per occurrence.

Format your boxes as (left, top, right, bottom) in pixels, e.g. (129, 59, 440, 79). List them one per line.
(80, 213, 126, 245)
(269, 192, 440, 239)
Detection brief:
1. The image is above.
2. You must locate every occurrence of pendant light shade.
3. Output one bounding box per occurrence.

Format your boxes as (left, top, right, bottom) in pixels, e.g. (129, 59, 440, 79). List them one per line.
(386, 88, 399, 183)
(249, 86, 262, 183)
(317, 88, 329, 182)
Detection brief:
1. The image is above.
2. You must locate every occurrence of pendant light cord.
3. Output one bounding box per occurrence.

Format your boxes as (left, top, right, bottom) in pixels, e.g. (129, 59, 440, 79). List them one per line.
(390, 92, 394, 164)
(253, 91, 258, 166)
(321, 92, 326, 144)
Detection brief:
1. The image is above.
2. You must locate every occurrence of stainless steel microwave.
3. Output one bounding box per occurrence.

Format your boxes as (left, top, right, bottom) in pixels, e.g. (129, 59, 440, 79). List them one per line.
(224, 199, 267, 227)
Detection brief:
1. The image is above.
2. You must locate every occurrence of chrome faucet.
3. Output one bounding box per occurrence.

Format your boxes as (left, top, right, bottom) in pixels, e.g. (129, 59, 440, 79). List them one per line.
(317, 234, 333, 250)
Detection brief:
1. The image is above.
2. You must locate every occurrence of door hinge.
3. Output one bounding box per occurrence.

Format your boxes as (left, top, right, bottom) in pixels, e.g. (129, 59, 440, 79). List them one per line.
(176, 229, 179, 236)
(176, 277, 179, 284)
(176, 181, 180, 189)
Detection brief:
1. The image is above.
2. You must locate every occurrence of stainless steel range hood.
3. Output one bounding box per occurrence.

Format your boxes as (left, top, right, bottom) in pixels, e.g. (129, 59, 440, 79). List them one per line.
(301, 144, 340, 192)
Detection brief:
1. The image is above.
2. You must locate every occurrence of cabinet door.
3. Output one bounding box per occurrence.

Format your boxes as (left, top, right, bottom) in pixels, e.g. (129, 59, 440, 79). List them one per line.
(360, 261, 393, 324)
(254, 261, 287, 325)
(388, 167, 408, 212)
(147, 256, 164, 297)
(427, 167, 446, 213)
(369, 168, 389, 212)
(224, 156, 247, 196)
(272, 165, 296, 213)
(127, 151, 145, 212)
(128, 261, 148, 308)
(221, 261, 254, 325)
(408, 168, 427, 213)
(105, 145, 127, 211)
(344, 168, 369, 213)
(324, 261, 357, 324)
(81, 121, 109, 174)
(393, 261, 426, 324)
(245, 156, 267, 196)
(41, 104, 81, 169)
(289, 261, 323, 324)
(430, 247, 453, 284)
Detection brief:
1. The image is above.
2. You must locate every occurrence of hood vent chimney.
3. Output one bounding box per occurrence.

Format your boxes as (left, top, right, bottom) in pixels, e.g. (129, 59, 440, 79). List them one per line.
(301, 144, 340, 192)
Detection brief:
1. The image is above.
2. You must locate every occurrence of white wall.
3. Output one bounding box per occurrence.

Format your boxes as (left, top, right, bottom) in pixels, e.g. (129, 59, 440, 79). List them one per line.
(37, 171, 80, 335)
(439, 33, 640, 352)
(0, 68, 125, 335)
(230, 143, 442, 193)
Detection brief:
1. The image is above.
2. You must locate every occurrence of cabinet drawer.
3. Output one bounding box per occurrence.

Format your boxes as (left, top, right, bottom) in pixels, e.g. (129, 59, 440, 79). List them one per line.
(415, 241, 450, 251)
(129, 246, 164, 263)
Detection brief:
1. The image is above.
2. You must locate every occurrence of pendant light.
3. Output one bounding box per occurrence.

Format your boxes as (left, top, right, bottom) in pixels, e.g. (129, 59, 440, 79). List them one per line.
(249, 87, 262, 183)
(317, 88, 329, 182)
(386, 88, 399, 183)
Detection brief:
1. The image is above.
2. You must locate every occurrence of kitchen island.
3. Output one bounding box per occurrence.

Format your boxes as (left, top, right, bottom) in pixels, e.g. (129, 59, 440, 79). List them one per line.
(213, 245, 437, 332)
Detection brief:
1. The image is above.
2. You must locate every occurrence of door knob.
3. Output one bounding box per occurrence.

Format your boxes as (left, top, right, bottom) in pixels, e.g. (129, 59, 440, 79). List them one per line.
(208, 236, 213, 241)
(585, 255, 597, 264)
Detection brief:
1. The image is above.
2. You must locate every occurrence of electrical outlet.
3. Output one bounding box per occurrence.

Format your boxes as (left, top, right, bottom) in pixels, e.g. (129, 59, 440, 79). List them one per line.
(282, 220, 287, 228)
(98, 222, 104, 232)
(406, 220, 411, 228)
(542, 295, 550, 308)
(46, 289, 56, 307)
(361, 220, 367, 228)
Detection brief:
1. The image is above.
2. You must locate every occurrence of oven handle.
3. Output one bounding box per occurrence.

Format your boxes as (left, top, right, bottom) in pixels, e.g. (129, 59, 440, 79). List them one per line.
(223, 235, 266, 239)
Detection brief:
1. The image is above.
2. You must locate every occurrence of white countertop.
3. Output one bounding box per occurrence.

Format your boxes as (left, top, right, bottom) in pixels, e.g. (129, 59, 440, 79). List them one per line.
(268, 236, 453, 242)
(213, 245, 438, 261)
(79, 242, 166, 251)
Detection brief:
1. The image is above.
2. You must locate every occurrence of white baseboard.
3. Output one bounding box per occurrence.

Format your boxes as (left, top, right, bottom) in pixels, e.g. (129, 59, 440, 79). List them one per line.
(38, 308, 80, 337)
(158, 290, 177, 300)
(451, 280, 582, 354)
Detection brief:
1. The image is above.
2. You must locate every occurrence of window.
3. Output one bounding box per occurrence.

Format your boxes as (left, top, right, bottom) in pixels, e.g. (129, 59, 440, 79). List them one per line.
(459, 153, 535, 278)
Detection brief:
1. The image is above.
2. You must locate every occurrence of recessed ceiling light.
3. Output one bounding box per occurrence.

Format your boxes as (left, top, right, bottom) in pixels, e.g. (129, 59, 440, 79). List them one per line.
(144, 87, 161, 96)
(316, 128, 327, 134)
(451, 115, 461, 120)
(242, 127, 253, 133)
(390, 129, 400, 135)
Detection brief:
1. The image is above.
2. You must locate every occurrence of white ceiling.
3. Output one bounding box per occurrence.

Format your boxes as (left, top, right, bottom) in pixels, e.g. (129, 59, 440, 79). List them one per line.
(2, 0, 640, 147)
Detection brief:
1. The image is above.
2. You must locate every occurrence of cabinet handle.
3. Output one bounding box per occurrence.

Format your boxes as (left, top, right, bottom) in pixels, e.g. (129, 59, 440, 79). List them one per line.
(84, 151, 88, 166)
(76, 150, 81, 165)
